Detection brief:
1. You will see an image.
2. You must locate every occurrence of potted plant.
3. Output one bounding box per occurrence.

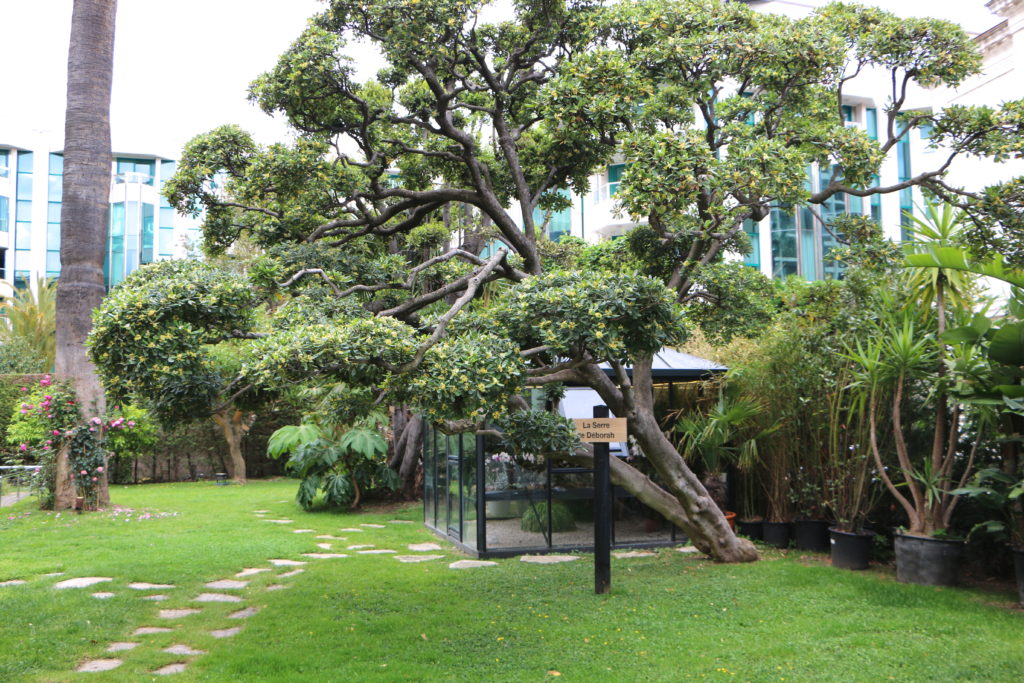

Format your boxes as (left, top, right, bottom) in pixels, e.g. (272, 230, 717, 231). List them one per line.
(673, 385, 773, 532)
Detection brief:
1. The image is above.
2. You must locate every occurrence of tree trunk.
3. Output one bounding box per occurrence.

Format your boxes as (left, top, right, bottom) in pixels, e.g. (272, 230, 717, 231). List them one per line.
(212, 409, 254, 483)
(397, 414, 424, 499)
(576, 355, 757, 563)
(52, 442, 78, 510)
(54, 0, 117, 510)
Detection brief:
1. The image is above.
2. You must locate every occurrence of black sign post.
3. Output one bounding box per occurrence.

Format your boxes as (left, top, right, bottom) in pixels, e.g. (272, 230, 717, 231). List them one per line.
(593, 405, 611, 594)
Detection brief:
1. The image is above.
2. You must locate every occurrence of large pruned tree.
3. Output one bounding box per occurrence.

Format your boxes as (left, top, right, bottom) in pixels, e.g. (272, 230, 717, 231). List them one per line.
(90, 1, 1024, 561)
(54, 0, 117, 509)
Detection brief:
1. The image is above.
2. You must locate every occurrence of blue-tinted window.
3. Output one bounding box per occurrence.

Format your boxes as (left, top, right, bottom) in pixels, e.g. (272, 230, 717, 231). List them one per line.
(608, 164, 625, 196)
(115, 157, 155, 185)
(46, 251, 61, 273)
(866, 108, 878, 140)
(17, 151, 33, 173)
(919, 123, 933, 140)
(49, 153, 63, 175)
(47, 222, 60, 250)
(0, 196, 8, 232)
(15, 224, 31, 249)
(0, 149, 8, 177)
(16, 200, 31, 221)
(47, 203, 61, 223)
(841, 105, 855, 122)
(16, 175, 32, 201)
(159, 227, 176, 256)
(897, 130, 913, 238)
(742, 218, 760, 268)
(13, 270, 30, 290)
(771, 207, 798, 278)
(532, 189, 572, 243)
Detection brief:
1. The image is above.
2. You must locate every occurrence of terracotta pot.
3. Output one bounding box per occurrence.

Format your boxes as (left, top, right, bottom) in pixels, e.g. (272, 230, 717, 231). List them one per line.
(724, 511, 736, 531)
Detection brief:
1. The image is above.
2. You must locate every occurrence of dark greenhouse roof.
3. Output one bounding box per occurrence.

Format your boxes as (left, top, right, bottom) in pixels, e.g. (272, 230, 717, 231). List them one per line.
(598, 347, 726, 380)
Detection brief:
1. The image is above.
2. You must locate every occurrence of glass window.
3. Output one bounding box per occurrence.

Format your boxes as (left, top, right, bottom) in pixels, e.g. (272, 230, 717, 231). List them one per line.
(532, 189, 572, 243)
(48, 176, 62, 202)
(47, 222, 60, 250)
(159, 206, 174, 228)
(46, 251, 61, 273)
(16, 175, 32, 201)
(115, 157, 155, 185)
(15, 223, 31, 249)
(13, 270, 30, 290)
(608, 164, 625, 196)
(141, 203, 155, 264)
(48, 153, 63, 175)
(16, 200, 31, 221)
(742, 218, 759, 268)
(897, 131, 913, 239)
(866, 108, 878, 140)
(0, 149, 8, 177)
(841, 105, 855, 122)
(47, 202, 61, 224)
(770, 207, 798, 278)
(0, 196, 8, 232)
(17, 151, 33, 173)
(159, 227, 175, 256)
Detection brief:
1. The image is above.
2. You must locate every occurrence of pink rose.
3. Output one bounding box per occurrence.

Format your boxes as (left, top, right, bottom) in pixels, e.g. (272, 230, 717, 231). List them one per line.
(96, 466, 104, 473)
(127, 421, 136, 427)
(19, 444, 27, 452)
(52, 430, 60, 436)
(91, 477, 97, 482)
(80, 470, 88, 476)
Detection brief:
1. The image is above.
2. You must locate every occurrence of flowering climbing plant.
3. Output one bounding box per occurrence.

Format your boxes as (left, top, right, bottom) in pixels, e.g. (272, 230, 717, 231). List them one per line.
(5, 375, 136, 509)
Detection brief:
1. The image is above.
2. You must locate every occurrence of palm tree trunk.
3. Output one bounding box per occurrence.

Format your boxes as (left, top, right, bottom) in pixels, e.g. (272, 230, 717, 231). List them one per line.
(54, 0, 117, 510)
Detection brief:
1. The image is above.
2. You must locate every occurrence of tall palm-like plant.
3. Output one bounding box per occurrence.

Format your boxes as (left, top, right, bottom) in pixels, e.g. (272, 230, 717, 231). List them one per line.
(1, 277, 57, 370)
(53, 0, 117, 509)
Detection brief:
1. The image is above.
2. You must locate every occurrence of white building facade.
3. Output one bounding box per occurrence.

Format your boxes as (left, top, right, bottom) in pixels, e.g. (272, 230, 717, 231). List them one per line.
(0, 130, 200, 297)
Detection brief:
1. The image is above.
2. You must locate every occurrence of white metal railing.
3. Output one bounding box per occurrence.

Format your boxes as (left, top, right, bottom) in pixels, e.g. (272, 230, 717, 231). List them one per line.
(0, 465, 41, 506)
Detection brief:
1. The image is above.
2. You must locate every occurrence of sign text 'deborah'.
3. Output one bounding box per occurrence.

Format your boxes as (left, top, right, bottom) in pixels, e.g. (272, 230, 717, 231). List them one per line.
(574, 418, 627, 443)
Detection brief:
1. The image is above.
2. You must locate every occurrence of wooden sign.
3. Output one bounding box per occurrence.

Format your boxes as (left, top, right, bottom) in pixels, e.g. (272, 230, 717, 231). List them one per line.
(574, 417, 627, 443)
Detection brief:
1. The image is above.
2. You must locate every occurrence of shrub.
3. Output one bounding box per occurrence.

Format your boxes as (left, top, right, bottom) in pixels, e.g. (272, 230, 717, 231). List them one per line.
(520, 501, 576, 533)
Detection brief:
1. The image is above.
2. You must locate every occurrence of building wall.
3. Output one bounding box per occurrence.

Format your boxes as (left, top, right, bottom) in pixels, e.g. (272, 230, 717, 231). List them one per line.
(0, 134, 200, 298)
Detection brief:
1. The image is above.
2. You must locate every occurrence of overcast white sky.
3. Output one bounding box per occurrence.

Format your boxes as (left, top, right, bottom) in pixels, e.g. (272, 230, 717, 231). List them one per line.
(0, 0, 1004, 159)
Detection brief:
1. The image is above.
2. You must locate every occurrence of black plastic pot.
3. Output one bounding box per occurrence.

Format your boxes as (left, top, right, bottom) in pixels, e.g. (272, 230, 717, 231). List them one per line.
(762, 521, 791, 549)
(829, 528, 874, 570)
(894, 533, 964, 587)
(736, 519, 763, 540)
(1013, 548, 1024, 607)
(794, 520, 831, 553)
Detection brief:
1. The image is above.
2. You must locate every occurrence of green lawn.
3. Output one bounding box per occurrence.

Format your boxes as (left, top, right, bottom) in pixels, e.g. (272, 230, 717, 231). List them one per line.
(1, 480, 1021, 682)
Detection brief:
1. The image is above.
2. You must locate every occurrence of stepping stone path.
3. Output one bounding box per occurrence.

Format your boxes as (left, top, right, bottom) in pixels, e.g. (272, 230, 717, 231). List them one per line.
(153, 663, 188, 675)
(316, 535, 347, 540)
(268, 559, 306, 567)
(228, 607, 260, 619)
(357, 549, 395, 555)
(614, 551, 656, 559)
(252, 510, 269, 513)
(164, 644, 206, 655)
(676, 546, 700, 554)
(278, 569, 304, 578)
(91, 592, 116, 599)
(54, 577, 112, 589)
(347, 544, 375, 550)
(449, 560, 497, 569)
(266, 584, 289, 591)
(408, 543, 442, 552)
(0, 579, 26, 586)
(520, 555, 579, 564)
(128, 582, 175, 590)
(360, 523, 386, 528)
(107, 642, 138, 653)
(194, 593, 243, 603)
(264, 519, 293, 524)
(159, 608, 201, 619)
(210, 627, 242, 639)
(389, 520, 414, 524)
(236, 567, 270, 577)
(77, 658, 122, 672)
(302, 553, 349, 559)
(316, 543, 333, 550)
(42, 572, 65, 577)
(339, 528, 364, 532)
(205, 579, 248, 590)
(395, 555, 444, 563)
(143, 594, 169, 601)
(292, 529, 315, 534)
(133, 627, 173, 636)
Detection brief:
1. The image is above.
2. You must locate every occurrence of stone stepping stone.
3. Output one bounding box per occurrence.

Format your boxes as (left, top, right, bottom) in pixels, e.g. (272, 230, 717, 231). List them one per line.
(302, 553, 349, 559)
(520, 555, 579, 564)
(292, 529, 315, 534)
(347, 544, 375, 550)
(210, 627, 242, 639)
(676, 546, 699, 554)
(228, 607, 260, 619)
(357, 549, 395, 555)
(408, 543, 442, 552)
(133, 626, 173, 635)
(143, 594, 169, 601)
(263, 519, 293, 524)
(128, 582, 175, 590)
(42, 572, 65, 577)
(54, 577, 112, 589)
(449, 560, 497, 569)
(360, 523, 386, 528)
(205, 579, 248, 590)
(388, 520, 414, 524)
(316, 543, 333, 550)
(266, 584, 289, 591)
(252, 510, 269, 513)
(153, 663, 188, 675)
(0, 579, 26, 587)
(316, 535, 347, 541)
(164, 644, 206, 656)
(106, 642, 138, 653)
(76, 658, 122, 673)
(91, 592, 116, 599)
(395, 555, 444, 563)
(194, 593, 242, 603)
(159, 608, 201, 619)
(268, 559, 306, 567)
(614, 551, 656, 559)
(338, 528, 364, 532)
(236, 568, 270, 577)
(278, 569, 304, 578)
